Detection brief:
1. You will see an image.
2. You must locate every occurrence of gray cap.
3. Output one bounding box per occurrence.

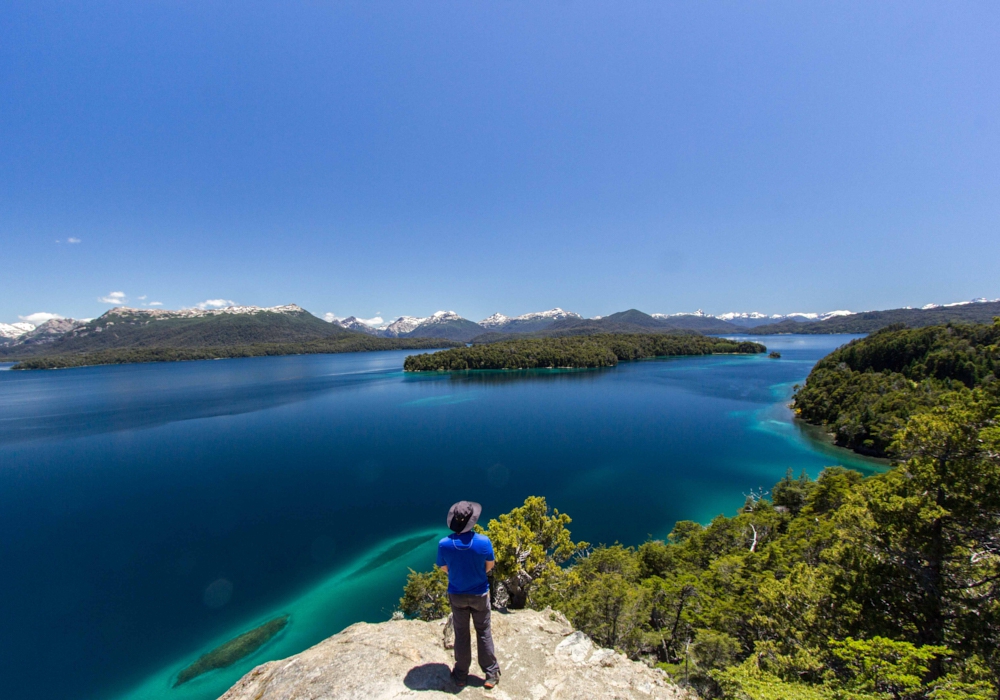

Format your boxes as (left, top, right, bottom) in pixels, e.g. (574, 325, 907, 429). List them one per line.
(447, 501, 482, 533)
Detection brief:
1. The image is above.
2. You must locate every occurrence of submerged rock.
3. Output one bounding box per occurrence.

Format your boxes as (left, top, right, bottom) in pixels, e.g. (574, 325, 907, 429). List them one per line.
(221, 608, 690, 699)
(175, 615, 289, 686)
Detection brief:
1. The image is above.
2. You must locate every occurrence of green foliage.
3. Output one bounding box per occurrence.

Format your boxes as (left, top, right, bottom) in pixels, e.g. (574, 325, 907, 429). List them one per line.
(829, 637, 948, 699)
(926, 656, 997, 700)
(793, 322, 1000, 456)
(477, 496, 588, 609)
(533, 544, 648, 650)
(403, 333, 766, 371)
(771, 469, 815, 515)
(713, 658, 879, 700)
(838, 389, 1000, 671)
(398, 566, 449, 621)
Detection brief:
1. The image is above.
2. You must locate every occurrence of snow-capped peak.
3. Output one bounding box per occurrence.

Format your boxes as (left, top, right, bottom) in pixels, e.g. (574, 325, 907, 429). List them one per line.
(383, 316, 428, 336)
(103, 304, 307, 320)
(924, 298, 999, 310)
(651, 309, 708, 319)
(943, 298, 1000, 307)
(424, 311, 463, 324)
(479, 313, 510, 328)
(514, 308, 580, 321)
(716, 312, 769, 321)
(0, 322, 36, 340)
(330, 316, 382, 334)
(478, 308, 581, 329)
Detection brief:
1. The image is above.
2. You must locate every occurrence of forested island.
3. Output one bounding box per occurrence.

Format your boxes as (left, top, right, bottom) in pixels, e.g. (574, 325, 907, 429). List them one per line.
(793, 321, 1000, 457)
(10, 336, 461, 370)
(403, 334, 766, 371)
(402, 333, 1000, 698)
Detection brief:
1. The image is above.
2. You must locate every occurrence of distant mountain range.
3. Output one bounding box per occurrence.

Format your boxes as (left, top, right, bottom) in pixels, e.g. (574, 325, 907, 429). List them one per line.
(0, 305, 349, 357)
(333, 309, 585, 339)
(744, 299, 1000, 335)
(325, 298, 1000, 339)
(711, 309, 855, 328)
(330, 306, 738, 339)
(3, 298, 998, 367)
(0, 305, 466, 367)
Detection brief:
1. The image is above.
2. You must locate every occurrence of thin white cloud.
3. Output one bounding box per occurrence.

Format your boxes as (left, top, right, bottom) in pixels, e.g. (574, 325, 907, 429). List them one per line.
(323, 312, 342, 323)
(138, 295, 147, 300)
(98, 291, 127, 304)
(67, 237, 81, 244)
(148, 301, 163, 306)
(196, 299, 235, 310)
(19, 312, 64, 325)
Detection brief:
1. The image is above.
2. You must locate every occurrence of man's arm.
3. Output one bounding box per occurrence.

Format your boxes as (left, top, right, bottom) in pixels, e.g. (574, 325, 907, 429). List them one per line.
(436, 542, 448, 576)
(484, 536, 496, 573)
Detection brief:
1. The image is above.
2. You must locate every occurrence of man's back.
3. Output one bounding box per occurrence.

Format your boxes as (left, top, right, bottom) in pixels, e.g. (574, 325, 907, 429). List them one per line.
(437, 531, 494, 595)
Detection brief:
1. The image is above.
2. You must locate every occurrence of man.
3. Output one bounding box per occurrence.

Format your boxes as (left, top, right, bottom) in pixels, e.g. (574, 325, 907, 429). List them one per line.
(437, 500, 501, 689)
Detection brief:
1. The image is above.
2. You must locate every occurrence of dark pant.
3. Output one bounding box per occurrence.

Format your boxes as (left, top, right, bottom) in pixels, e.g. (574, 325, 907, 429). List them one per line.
(449, 592, 500, 681)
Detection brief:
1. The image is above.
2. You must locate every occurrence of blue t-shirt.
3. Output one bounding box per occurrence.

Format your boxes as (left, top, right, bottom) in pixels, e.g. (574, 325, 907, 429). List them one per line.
(436, 532, 495, 595)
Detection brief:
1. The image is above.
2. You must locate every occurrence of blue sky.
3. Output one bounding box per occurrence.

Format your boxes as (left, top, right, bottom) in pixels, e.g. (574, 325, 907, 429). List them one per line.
(2, 1, 998, 325)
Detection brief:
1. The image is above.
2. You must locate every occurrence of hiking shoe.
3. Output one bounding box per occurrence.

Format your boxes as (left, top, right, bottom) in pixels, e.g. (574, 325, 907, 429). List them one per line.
(484, 676, 499, 689)
(450, 670, 467, 688)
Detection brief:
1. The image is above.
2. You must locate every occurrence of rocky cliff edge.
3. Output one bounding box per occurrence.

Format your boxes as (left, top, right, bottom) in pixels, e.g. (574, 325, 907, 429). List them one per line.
(221, 608, 691, 700)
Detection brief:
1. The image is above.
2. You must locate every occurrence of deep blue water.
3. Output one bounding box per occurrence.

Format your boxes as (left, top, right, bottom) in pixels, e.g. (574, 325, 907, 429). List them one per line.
(0, 335, 881, 700)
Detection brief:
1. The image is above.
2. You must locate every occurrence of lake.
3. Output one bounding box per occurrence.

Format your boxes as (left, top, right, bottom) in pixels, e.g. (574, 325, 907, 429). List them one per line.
(0, 334, 881, 700)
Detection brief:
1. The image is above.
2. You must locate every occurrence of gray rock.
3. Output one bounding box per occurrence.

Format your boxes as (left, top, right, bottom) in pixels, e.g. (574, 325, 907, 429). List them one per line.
(220, 607, 692, 700)
(555, 631, 593, 663)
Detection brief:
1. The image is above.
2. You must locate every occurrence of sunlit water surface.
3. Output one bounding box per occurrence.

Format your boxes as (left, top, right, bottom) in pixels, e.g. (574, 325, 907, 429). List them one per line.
(0, 335, 881, 699)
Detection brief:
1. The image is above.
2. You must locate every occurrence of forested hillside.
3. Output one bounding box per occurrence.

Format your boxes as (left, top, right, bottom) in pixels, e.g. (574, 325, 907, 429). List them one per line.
(402, 380, 1000, 699)
(793, 321, 1000, 456)
(402, 315, 485, 342)
(10, 336, 461, 370)
(2, 306, 464, 368)
(403, 334, 765, 371)
(0, 307, 346, 359)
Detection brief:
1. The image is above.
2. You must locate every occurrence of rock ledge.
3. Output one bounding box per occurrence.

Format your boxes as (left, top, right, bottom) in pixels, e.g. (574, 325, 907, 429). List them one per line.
(221, 608, 690, 700)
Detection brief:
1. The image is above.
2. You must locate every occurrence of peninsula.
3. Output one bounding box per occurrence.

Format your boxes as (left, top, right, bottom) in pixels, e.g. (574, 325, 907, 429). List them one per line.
(793, 320, 1000, 456)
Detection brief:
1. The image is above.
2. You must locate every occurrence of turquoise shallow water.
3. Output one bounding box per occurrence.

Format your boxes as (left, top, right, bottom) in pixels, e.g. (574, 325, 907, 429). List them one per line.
(0, 335, 879, 699)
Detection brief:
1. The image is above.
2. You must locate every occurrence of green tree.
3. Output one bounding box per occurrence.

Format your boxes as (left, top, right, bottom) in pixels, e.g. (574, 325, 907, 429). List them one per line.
(399, 566, 449, 621)
(841, 390, 1000, 678)
(477, 496, 587, 609)
(829, 637, 948, 699)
